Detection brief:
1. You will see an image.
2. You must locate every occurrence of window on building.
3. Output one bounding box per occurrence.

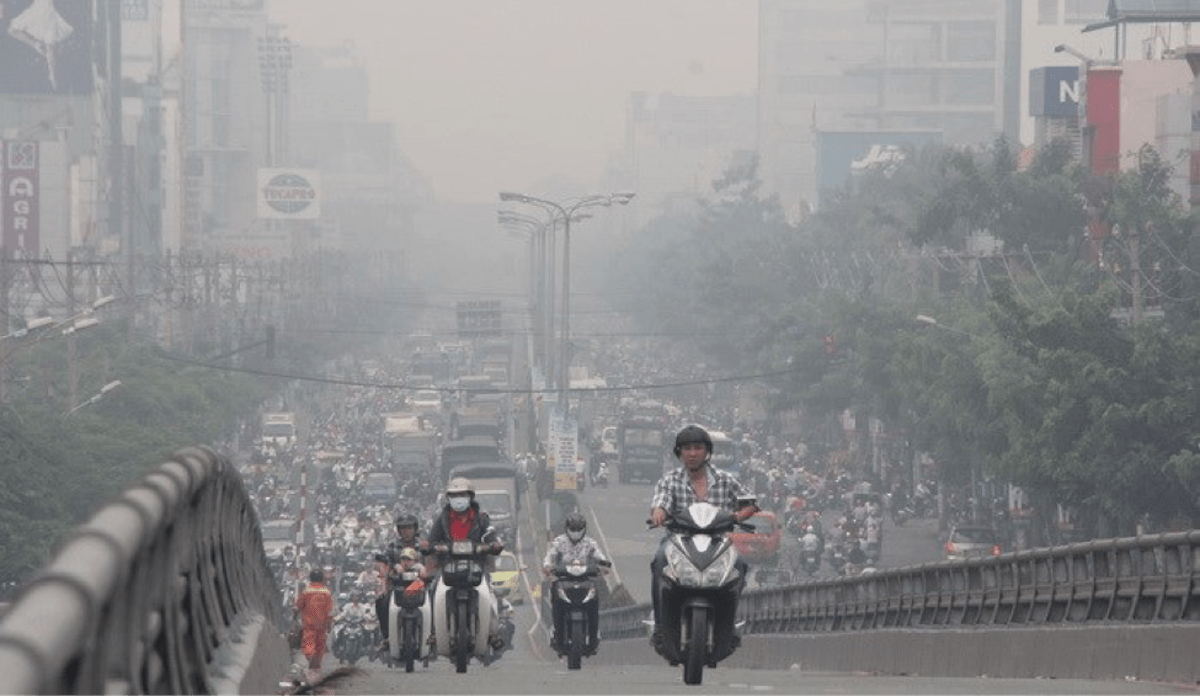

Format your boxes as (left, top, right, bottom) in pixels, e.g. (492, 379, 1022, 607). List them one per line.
(1038, 0, 1059, 25)
(946, 20, 996, 61)
(942, 69, 995, 105)
(1065, 0, 1107, 24)
(885, 73, 936, 107)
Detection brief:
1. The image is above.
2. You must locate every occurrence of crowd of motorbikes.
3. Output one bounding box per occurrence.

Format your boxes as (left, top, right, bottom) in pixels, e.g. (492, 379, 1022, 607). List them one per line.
(240, 346, 520, 675)
(237, 322, 957, 685)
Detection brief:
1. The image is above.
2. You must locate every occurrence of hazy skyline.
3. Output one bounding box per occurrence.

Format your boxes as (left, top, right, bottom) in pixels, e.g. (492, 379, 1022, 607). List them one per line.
(269, 1, 759, 203)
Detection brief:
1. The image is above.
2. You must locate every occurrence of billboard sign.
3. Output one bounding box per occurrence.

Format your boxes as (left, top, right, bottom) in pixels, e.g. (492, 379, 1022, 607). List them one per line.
(257, 169, 321, 220)
(814, 130, 942, 200)
(549, 412, 578, 491)
(2, 141, 40, 254)
(1029, 66, 1080, 118)
(0, 0, 95, 95)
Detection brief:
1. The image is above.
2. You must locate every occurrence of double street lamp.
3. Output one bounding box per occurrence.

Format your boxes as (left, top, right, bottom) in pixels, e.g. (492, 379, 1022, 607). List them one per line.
(499, 190, 635, 413)
(64, 379, 122, 417)
(1, 295, 118, 405)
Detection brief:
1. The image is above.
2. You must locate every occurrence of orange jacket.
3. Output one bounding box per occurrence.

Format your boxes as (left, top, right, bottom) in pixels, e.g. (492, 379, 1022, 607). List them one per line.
(296, 582, 334, 631)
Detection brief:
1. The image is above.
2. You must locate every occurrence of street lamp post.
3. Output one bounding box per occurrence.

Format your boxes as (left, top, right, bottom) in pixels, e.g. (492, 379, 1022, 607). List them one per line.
(1054, 43, 1095, 172)
(0, 295, 117, 405)
(64, 379, 122, 417)
(499, 211, 550, 374)
(499, 191, 634, 415)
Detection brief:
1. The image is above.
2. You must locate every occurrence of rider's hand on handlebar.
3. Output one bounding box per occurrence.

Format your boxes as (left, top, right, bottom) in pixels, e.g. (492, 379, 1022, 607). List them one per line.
(649, 507, 667, 528)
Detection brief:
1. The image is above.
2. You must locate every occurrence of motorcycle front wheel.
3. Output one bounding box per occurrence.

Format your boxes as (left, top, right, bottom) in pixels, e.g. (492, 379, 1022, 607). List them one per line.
(683, 606, 707, 685)
(568, 617, 584, 670)
(403, 617, 417, 673)
(454, 600, 471, 673)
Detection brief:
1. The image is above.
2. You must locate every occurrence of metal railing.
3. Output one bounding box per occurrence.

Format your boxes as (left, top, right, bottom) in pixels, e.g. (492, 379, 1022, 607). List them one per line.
(0, 447, 287, 695)
(599, 530, 1200, 640)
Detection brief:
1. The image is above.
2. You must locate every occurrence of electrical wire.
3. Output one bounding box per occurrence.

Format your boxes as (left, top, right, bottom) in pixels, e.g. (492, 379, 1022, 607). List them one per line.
(158, 351, 806, 395)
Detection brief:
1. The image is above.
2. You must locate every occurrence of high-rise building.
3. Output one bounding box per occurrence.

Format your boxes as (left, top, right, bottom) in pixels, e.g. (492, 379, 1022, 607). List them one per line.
(614, 91, 756, 228)
(757, 0, 1016, 216)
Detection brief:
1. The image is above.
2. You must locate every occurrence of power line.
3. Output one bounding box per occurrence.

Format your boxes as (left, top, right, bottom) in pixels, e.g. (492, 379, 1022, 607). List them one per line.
(158, 351, 802, 394)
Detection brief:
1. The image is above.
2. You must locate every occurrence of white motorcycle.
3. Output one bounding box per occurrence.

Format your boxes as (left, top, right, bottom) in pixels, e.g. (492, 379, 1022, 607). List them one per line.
(653, 500, 753, 685)
(429, 540, 505, 673)
(385, 568, 433, 672)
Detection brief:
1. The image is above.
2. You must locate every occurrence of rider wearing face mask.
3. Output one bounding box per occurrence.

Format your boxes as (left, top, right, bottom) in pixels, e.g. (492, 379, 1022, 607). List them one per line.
(425, 476, 504, 555)
(422, 477, 507, 650)
(542, 511, 610, 655)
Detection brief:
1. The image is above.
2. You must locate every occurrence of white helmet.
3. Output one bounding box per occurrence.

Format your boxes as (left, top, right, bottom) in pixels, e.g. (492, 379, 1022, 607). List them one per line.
(446, 476, 474, 497)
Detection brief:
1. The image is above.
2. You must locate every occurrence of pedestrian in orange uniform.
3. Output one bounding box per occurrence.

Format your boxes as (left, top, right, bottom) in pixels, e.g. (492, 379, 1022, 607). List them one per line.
(295, 568, 335, 675)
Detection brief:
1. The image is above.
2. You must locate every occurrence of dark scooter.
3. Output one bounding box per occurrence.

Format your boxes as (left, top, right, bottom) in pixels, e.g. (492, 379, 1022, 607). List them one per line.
(550, 557, 611, 670)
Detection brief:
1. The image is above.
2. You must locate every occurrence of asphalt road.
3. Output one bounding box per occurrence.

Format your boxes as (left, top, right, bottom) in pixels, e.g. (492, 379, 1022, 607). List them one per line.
(315, 483, 1195, 694)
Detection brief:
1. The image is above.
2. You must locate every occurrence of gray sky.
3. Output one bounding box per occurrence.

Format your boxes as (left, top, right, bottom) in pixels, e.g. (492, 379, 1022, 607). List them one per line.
(269, 1, 758, 203)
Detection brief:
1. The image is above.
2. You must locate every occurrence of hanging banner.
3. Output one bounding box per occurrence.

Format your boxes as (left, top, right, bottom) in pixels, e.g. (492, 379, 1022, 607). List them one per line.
(2, 141, 40, 254)
(257, 168, 321, 220)
(549, 412, 578, 491)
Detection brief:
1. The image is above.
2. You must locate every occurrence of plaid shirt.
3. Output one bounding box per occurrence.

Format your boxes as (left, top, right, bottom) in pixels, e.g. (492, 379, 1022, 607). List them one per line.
(651, 464, 751, 515)
(543, 534, 610, 570)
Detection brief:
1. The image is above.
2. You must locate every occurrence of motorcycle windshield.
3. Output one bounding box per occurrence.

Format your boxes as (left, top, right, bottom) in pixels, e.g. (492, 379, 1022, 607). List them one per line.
(673, 502, 736, 533)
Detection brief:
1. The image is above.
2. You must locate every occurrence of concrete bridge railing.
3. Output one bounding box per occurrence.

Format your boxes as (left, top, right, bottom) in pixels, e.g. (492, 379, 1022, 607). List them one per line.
(598, 530, 1200, 681)
(0, 447, 289, 695)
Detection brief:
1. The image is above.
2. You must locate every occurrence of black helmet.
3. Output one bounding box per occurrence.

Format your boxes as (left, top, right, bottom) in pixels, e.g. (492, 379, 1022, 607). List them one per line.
(674, 424, 713, 458)
(395, 513, 419, 531)
(565, 512, 587, 534)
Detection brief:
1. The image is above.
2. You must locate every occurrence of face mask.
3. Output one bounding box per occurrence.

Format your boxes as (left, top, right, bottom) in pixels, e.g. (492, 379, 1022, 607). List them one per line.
(448, 495, 470, 513)
(568, 529, 584, 543)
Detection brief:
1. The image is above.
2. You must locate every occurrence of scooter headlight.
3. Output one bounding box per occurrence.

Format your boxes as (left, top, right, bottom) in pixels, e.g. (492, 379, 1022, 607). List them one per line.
(664, 540, 738, 588)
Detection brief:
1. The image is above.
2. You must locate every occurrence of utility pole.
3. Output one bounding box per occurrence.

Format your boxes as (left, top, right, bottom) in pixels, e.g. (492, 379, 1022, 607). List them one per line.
(1129, 225, 1143, 323)
(107, 0, 125, 293)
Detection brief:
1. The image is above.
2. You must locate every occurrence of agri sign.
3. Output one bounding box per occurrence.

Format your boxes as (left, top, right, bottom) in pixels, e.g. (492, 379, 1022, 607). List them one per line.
(262, 172, 316, 215)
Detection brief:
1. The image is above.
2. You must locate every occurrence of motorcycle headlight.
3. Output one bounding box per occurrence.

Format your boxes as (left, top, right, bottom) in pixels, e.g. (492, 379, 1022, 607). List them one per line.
(556, 584, 571, 603)
(565, 562, 588, 577)
(451, 540, 474, 555)
(702, 551, 738, 587)
(663, 539, 738, 588)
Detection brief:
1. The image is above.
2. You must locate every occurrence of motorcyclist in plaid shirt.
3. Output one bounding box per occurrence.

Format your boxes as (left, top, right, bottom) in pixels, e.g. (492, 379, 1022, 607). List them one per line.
(647, 425, 758, 651)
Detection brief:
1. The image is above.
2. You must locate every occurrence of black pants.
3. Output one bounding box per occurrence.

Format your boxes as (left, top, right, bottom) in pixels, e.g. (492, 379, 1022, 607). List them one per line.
(375, 594, 389, 639)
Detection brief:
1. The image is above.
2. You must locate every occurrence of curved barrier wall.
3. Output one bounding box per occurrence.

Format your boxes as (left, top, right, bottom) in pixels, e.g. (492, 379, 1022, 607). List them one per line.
(0, 447, 289, 695)
(597, 530, 1200, 681)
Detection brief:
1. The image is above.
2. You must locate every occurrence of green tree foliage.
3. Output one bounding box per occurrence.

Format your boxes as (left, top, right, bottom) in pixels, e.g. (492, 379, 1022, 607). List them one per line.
(604, 137, 1200, 537)
(0, 322, 279, 588)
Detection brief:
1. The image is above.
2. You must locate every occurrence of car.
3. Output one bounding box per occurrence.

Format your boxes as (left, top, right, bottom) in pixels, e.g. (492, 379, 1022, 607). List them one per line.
(490, 550, 525, 604)
(944, 524, 1002, 561)
(729, 511, 782, 567)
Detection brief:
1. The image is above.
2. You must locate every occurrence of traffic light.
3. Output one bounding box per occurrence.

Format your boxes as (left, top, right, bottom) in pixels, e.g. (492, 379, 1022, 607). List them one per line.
(823, 334, 836, 355)
(265, 324, 276, 359)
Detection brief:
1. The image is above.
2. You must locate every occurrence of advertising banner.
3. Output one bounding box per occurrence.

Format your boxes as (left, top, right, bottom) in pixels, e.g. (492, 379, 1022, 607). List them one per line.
(257, 168, 321, 220)
(2, 141, 40, 254)
(549, 413, 578, 491)
(814, 130, 941, 201)
(0, 0, 94, 95)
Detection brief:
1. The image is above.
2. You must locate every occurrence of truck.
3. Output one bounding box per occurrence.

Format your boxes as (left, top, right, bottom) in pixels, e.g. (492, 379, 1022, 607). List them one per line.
(363, 471, 398, 504)
(261, 412, 297, 453)
(617, 419, 667, 483)
(382, 412, 437, 472)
